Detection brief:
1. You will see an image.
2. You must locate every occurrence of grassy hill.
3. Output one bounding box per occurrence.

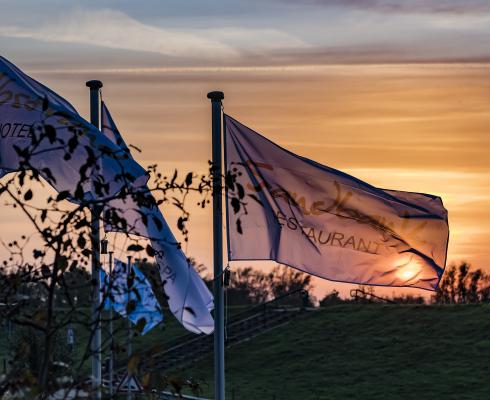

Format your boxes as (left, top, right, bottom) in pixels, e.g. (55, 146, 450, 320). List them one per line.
(3, 304, 488, 399)
(179, 304, 490, 400)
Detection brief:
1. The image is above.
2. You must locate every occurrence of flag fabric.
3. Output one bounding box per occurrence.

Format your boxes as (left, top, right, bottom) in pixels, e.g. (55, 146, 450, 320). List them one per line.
(224, 114, 449, 291)
(0, 56, 146, 201)
(101, 102, 213, 334)
(101, 101, 129, 153)
(101, 259, 163, 335)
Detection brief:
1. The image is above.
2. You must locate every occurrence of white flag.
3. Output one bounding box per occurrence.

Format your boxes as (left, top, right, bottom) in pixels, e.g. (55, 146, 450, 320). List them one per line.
(0, 56, 146, 200)
(101, 102, 213, 334)
(225, 114, 449, 291)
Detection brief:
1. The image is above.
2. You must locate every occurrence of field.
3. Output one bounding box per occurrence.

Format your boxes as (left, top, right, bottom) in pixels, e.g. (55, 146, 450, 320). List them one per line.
(2, 304, 489, 399)
(179, 304, 490, 399)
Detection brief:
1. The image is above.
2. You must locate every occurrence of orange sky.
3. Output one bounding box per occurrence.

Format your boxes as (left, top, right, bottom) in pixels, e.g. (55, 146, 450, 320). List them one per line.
(1, 62, 488, 299)
(2, 0, 490, 300)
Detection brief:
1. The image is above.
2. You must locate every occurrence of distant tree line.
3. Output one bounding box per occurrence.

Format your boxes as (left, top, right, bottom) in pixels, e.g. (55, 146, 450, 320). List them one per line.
(167, 264, 316, 308)
(145, 260, 490, 308)
(319, 262, 490, 306)
(433, 262, 490, 304)
(11, 259, 487, 310)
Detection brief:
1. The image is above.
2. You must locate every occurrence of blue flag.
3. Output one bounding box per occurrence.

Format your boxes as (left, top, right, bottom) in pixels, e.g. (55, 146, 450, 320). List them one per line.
(225, 114, 449, 291)
(101, 259, 163, 335)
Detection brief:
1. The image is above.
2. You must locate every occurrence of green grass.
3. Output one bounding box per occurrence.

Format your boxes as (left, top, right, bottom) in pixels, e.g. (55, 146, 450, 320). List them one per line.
(0, 305, 249, 377)
(178, 304, 490, 400)
(2, 304, 489, 399)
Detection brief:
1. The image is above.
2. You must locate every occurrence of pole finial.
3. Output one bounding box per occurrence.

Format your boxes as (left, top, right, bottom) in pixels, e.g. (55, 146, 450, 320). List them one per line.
(207, 91, 224, 102)
(86, 80, 103, 90)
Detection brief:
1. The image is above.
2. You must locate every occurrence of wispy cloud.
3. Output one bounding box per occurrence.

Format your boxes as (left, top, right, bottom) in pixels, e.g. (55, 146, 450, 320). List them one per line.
(0, 9, 236, 58)
(284, 0, 490, 15)
(0, 8, 308, 59)
(202, 27, 308, 52)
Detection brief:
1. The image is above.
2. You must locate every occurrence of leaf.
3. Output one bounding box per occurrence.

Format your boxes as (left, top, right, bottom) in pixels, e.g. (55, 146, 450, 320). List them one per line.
(127, 244, 144, 252)
(77, 235, 86, 249)
(127, 353, 141, 376)
(146, 244, 155, 257)
(34, 309, 47, 322)
(225, 172, 235, 191)
(18, 170, 26, 186)
(56, 191, 70, 201)
(236, 218, 243, 235)
(126, 299, 137, 314)
(42, 96, 49, 112)
(170, 169, 177, 186)
(74, 185, 84, 200)
(41, 264, 51, 277)
(231, 197, 240, 213)
(44, 124, 57, 143)
(75, 218, 90, 229)
(141, 373, 151, 388)
(56, 256, 68, 271)
(185, 172, 193, 186)
(33, 249, 44, 259)
(177, 217, 187, 231)
(135, 318, 147, 333)
(24, 189, 33, 201)
(41, 168, 57, 184)
(237, 183, 245, 199)
(67, 135, 78, 153)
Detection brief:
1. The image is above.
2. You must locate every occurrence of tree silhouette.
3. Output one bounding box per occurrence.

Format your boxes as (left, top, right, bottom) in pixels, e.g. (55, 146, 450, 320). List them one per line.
(0, 114, 214, 397)
(433, 262, 489, 304)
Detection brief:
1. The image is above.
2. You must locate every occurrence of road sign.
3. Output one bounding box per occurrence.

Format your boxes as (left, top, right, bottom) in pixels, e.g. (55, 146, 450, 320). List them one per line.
(116, 373, 143, 393)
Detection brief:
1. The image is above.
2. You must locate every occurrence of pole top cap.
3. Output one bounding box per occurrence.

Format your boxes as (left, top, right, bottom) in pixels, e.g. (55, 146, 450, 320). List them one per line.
(86, 80, 103, 90)
(207, 91, 224, 102)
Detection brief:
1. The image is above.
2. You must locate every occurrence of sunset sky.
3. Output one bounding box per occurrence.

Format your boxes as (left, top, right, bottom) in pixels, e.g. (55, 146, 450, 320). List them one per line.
(1, 0, 489, 298)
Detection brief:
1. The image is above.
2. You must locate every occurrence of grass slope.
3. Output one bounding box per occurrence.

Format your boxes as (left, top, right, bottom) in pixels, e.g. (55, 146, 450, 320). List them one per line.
(181, 304, 490, 400)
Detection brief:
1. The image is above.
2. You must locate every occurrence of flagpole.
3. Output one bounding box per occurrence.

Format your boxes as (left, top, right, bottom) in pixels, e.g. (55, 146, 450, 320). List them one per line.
(86, 79, 104, 400)
(127, 255, 133, 400)
(108, 251, 114, 399)
(207, 91, 225, 400)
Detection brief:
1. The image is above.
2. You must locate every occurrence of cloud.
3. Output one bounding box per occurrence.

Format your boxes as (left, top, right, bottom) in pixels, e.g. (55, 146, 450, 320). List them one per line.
(202, 27, 308, 52)
(283, 0, 490, 15)
(0, 8, 308, 60)
(0, 9, 236, 58)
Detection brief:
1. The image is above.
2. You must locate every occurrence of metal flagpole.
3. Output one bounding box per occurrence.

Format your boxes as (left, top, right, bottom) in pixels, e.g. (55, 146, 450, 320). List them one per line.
(207, 91, 225, 400)
(108, 251, 114, 399)
(127, 255, 133, 400)
(86, 80, 103, 400)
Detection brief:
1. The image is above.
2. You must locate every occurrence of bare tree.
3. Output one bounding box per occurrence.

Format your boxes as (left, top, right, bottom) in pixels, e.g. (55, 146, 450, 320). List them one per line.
(0, 115, 214, 398)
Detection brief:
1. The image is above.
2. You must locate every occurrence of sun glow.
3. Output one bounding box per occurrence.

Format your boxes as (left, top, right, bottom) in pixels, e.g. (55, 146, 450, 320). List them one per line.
(398, 260, 421, 281)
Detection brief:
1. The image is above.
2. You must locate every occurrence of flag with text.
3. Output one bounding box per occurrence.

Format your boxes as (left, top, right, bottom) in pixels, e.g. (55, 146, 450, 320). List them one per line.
(225, 114, 449, 291)
(0, 56, 146, 201)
